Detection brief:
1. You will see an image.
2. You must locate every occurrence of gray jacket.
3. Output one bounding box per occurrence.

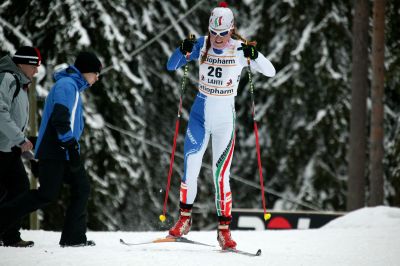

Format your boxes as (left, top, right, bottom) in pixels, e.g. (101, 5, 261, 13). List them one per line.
(0, 55, 31, 152)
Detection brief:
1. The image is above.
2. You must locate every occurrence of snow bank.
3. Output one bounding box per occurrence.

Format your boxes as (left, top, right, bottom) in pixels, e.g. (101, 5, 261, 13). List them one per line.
(1, 206, 399, 266)
(323, 206, 400, 229)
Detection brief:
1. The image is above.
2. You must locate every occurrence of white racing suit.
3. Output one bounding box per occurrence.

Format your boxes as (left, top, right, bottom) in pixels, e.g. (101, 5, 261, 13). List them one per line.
(167, 36, 275, 218)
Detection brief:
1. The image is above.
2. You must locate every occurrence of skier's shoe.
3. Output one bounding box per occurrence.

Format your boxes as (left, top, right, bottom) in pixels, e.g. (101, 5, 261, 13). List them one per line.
(217, 223, 237, 250)
(168, 208, 192, 237)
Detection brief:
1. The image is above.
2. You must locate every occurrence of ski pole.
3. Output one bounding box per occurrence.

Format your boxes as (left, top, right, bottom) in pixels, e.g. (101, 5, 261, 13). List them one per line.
(245, 43, 271, 221)
(160, 34, 195, 222)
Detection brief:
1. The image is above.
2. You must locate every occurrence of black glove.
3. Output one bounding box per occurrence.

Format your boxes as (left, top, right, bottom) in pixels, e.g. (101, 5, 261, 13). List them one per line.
(241, 43, 258, 60)
(179, 38, 195, 55)
(60, 139, 82, 173)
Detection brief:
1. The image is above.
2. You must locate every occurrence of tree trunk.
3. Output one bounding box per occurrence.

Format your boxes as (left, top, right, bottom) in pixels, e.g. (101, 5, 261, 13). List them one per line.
(369, 0, 385, 206)
(347, 0, 369, 211)
(28, 78, 39, 230)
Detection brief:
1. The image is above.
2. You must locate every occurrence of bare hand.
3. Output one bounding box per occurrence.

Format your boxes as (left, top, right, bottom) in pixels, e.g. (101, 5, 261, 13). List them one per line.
(20, 140, 33, 152)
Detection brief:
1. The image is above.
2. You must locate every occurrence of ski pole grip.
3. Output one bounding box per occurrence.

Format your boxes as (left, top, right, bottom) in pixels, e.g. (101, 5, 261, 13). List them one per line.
(185, 34, 196, 60)
(244, 40, 251, 65)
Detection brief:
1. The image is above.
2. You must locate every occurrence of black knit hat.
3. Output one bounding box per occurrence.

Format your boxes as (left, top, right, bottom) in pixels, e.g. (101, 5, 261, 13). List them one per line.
(13, 46, 42, 66)
(74, 51, 102, 74)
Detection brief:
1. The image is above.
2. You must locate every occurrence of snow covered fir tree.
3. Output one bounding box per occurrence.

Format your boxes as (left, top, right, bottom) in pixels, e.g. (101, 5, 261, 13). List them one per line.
(0, 0, 399, 232)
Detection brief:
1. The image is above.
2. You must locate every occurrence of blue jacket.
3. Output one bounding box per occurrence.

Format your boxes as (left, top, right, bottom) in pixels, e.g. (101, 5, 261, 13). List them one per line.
(35, 66, 90, 160)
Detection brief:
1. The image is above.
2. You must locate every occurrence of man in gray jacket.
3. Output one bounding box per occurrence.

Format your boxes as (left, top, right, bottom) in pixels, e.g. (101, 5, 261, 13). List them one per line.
(0, 46, 41, 247)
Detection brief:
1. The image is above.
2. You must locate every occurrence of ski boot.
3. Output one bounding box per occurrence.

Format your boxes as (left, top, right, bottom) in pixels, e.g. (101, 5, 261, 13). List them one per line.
(169, 204, 192, 237)
(217, 218, 237, 250)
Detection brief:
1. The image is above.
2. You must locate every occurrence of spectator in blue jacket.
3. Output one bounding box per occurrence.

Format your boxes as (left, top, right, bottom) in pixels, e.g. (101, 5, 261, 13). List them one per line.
(0, 51, 102, 247)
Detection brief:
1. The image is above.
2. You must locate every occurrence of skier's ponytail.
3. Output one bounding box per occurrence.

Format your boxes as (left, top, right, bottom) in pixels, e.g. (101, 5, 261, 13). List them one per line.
(200, 33, 212, 64)
(231, 27, 257, 46)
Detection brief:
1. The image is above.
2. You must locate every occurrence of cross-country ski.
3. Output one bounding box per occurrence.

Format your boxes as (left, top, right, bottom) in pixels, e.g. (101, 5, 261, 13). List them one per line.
(223, 248, 262, 257)
(120, 236, 214, 247)
(120, 236, 261, 257)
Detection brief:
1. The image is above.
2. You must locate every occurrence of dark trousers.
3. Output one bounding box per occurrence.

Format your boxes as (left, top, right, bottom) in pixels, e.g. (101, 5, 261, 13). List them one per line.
(0, 151, 30, 244)
(0, 159, 90, 245)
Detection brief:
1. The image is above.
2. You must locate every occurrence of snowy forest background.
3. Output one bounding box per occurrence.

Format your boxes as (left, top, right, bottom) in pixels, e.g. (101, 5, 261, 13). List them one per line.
(0, 0, 399, 231)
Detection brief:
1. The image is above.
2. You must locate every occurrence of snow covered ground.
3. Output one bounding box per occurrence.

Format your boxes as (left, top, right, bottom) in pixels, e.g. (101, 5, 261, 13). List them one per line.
(1, 206, 399, 266)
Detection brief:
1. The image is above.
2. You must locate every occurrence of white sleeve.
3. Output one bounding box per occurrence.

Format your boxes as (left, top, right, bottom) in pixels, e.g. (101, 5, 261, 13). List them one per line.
(237, 43, 276, 77)
(250, 52, 276, 77)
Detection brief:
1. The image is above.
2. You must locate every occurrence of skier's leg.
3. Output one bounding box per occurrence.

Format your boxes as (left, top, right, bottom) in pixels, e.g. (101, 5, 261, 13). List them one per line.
(210, 100, 237, 249)
(211, 101, 236, 219)
(180, 94, 210, 206)
(169, 94, 210, 237)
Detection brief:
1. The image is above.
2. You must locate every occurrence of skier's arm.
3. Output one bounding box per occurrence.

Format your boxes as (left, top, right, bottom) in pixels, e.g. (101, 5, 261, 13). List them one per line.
(166, 36, 204, 71)
(250, 52, 276, 77)
(238, 43, 276, 77)
(166, 48, 188, 71)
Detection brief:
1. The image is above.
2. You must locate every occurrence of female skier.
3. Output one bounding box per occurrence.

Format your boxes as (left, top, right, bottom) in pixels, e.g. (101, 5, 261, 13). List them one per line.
(166, 2, 276, 249)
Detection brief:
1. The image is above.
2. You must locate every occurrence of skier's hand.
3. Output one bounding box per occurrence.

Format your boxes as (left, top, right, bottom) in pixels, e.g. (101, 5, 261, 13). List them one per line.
(179, 38, 195, 55)
(240, 43, 258, 60)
